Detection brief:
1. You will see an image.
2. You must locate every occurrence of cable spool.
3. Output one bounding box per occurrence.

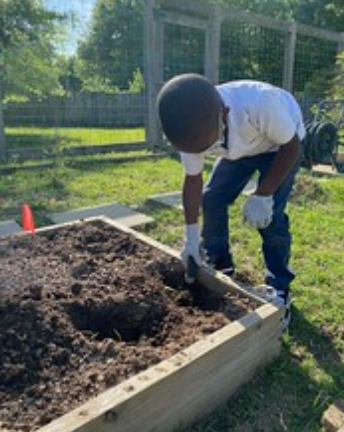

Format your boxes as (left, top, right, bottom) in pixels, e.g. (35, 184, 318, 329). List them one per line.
(302, 121, 338, 167)
(302, 121, 319, 168)
(311, 122, 338, 164)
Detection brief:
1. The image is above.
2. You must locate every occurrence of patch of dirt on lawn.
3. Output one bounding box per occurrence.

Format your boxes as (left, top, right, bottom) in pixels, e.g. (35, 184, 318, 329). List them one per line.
(0, 220, 258, 432)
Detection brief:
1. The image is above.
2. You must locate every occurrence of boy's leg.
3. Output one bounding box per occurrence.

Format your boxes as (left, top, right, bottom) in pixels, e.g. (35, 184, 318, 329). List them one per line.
(256, 153, 302, 294)
(202, 157, 255, 272)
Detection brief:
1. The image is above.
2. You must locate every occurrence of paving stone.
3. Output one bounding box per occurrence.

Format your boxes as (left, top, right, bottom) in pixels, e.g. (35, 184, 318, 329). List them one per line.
(312, 164, 343, 176)
(148, 179, 257, 209)
(0, 220, 23, 238)
(50, 202, 154, 228)
(148, 191, 183, 209)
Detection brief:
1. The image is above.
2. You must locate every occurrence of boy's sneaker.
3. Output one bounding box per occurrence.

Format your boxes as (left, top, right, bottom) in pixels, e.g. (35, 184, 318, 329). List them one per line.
(276, 290, 291, 331)
(253, 284, 291, 331)
(212, 254, 235, 277)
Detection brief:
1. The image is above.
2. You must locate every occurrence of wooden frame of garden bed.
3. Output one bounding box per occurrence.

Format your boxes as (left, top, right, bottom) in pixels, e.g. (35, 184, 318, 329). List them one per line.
(14, 216, 284, 432)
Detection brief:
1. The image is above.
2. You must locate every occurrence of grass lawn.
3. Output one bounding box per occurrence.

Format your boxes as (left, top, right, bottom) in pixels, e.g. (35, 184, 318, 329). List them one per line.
(5, 126, 145, 149)
(0, 154, 343, 432)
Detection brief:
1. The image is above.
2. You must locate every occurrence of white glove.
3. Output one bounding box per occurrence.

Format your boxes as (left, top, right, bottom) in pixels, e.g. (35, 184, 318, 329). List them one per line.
(243, 195, 274, 229)
(181, 224, 203, 267)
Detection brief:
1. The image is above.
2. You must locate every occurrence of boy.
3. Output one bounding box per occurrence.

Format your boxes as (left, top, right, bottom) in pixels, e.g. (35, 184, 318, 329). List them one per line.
(157, 73, 305, 327)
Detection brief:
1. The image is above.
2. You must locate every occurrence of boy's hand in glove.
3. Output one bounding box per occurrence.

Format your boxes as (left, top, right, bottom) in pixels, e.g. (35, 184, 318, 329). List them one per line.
(181, 224, 203, 267)
(243, 195, 274, 229)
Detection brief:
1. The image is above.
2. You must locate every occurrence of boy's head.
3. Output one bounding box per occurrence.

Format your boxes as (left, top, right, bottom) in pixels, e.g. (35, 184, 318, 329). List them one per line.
(157, 73, 223, 153)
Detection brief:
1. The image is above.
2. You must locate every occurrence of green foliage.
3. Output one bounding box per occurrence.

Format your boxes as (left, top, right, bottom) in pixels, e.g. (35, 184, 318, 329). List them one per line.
(79, 74, 120, 94)
(4, 39, 62, 99)
(0, 0, 61, 50)
(0, 0, 66, 99)
(328, 51, 344, 100)
(57, 56, 82, 94)
(128, 68, 145, 93)
(77, 0, 144, 92)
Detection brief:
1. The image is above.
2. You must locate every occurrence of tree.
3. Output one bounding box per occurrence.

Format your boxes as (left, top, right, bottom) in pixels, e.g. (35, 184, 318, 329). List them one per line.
(77, 0, 144, 92)
(0, 0, 63, 155)
(292, 0, 344, 31)
(329, 52, 344, 99)
(58, 56, 82, 95)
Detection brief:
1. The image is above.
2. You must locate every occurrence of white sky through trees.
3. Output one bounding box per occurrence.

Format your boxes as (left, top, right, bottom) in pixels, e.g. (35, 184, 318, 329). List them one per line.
(43, 0, 96, 54)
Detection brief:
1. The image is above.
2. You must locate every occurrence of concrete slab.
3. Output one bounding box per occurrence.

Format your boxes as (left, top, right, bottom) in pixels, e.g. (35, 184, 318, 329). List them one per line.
(148, 191, 183, 209)
(0, 220, 23, 238)
(312, 164, 343, 176)
(148, 179, 257, 209)
(50, 203, 154, 228)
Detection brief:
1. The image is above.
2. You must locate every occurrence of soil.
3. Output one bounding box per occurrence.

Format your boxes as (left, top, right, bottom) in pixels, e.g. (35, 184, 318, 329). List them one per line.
(0, 219, 258, 432)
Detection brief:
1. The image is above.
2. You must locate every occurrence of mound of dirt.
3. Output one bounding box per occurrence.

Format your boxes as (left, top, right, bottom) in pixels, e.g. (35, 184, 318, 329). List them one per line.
(0, 220, 257, 431)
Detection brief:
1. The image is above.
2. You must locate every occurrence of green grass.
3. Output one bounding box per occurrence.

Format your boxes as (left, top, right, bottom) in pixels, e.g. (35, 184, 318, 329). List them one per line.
(5, 126, 145, 149)
(0, 156, 343, 432)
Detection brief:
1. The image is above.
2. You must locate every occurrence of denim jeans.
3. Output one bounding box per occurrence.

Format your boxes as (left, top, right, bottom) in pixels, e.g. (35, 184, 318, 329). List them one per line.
(202, 152, 302, 293)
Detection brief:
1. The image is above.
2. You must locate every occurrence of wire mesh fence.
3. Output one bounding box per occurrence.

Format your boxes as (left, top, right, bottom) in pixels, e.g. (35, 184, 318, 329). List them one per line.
(1, 0, 343, 160)
(219, 21, 286, 87)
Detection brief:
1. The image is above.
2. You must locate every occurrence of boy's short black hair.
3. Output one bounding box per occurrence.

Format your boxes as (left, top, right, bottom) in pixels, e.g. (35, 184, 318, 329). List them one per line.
(156, 73, 222, 152)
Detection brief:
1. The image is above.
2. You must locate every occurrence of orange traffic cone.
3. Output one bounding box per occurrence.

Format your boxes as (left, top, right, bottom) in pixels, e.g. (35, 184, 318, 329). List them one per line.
(22, 203, 36, 235)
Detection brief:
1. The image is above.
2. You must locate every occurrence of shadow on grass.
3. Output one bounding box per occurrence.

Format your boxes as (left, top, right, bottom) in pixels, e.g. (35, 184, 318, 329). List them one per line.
(7, 132, 80, 150)
(290, 307, 344, 390)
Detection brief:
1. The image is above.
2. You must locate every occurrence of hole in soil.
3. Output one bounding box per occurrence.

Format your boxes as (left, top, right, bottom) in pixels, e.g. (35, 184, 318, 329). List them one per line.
(67, 296, 166, 342)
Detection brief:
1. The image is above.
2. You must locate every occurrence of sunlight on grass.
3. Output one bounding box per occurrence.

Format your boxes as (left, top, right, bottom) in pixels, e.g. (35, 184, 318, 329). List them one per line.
(0, 156, 344, 432)
(5, 126, 145, 149)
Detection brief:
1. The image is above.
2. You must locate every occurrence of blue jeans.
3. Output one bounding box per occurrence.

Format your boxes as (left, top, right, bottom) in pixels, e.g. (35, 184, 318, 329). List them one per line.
(202, 152, 302, 293)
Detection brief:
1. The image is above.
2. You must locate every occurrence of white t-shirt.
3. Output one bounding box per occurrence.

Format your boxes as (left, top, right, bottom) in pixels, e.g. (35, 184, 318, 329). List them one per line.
(180, 80, 306, 176)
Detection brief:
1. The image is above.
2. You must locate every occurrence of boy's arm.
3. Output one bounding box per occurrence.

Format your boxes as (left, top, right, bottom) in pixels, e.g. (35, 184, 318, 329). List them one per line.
(182, 173, 203, 223)
(255, 134, 302, 196)
(180, 173, 204, 267)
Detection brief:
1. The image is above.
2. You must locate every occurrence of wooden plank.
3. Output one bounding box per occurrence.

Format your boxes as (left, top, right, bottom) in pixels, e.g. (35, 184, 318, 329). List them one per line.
(283, 21, 297, 92)
(37, 303, 282, 432)
(159, 11, 207, 30)
(205, 4, 221, 83)
(157, 0, 213, 18)
(157, 0, 343, 43)
(220, 5, 289, 32)
(322, 400, 344, 432)
(297, 22, 343, 43)
(6, 217, 282, 432)
(143, 0, 163, 151)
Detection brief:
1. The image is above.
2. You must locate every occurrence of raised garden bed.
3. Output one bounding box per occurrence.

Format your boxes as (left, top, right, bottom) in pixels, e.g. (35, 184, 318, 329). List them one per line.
(0, 217, 283, 432)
